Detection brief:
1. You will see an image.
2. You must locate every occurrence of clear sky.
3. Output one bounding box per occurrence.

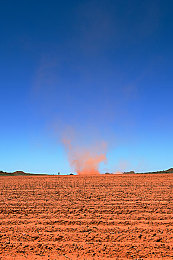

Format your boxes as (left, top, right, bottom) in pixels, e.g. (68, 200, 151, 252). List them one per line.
(1, 0, 173, 174)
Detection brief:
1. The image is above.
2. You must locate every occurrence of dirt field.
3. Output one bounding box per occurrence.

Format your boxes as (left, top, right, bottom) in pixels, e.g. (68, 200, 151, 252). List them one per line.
(0, 174, 172, 259)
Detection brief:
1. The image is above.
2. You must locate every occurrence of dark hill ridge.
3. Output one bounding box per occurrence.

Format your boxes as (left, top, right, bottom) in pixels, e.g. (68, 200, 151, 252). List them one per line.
(126, 168, 173, 174)
(0, 171, 47, 176)
(0, 168, 173, 176)
(167, 168, 173, 173)
(105, 168, 173, 175)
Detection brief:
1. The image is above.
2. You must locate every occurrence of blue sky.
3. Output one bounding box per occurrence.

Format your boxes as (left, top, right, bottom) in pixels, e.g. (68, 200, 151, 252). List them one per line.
(0, 0, 173, 174)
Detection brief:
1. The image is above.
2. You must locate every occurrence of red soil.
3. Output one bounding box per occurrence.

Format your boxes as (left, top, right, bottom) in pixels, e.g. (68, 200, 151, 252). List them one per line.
(0, 174, 172, 259)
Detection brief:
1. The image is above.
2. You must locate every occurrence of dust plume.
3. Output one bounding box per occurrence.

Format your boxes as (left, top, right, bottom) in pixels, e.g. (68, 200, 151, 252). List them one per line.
(62, 135, 107, 175)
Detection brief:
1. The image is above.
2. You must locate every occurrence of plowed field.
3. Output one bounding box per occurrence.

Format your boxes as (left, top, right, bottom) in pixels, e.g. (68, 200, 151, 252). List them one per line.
(0, 174, 172, 259)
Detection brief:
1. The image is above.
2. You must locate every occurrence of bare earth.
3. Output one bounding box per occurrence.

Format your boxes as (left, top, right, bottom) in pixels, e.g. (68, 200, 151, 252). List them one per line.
(0, 174, 172, 259)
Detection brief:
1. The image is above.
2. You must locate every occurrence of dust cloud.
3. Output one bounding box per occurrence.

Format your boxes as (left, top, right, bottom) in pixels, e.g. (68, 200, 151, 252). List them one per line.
(62, 136, 107, 175)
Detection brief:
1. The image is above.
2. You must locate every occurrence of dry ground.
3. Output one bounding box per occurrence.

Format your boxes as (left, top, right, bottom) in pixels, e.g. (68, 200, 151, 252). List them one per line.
(0, 174, 172, 259)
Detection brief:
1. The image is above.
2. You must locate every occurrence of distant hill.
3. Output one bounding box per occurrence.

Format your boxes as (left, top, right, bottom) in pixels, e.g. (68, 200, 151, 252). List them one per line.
(124, 168, 173, 174)
(166, 168, 173, 173)
(0, 171, 47, 176)
(123, 171, 135, 174)
(0, 168, 173, 176)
